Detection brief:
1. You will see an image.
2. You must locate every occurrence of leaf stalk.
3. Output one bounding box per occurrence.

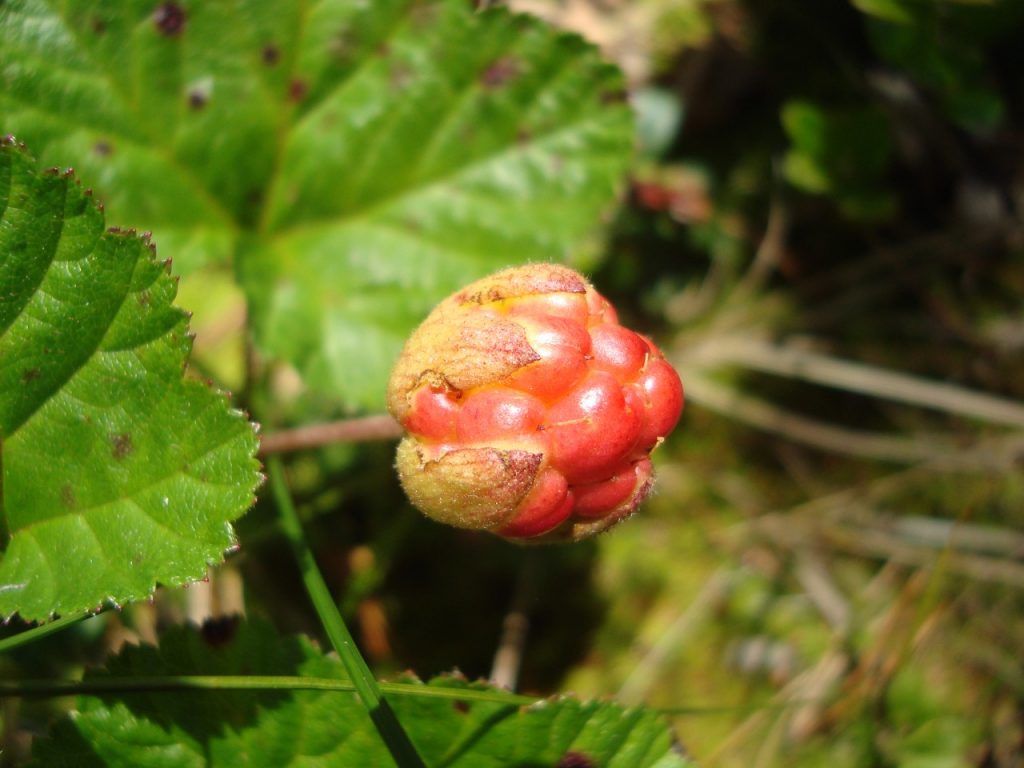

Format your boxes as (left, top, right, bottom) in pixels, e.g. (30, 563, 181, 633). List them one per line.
(267, 456, 425, 768)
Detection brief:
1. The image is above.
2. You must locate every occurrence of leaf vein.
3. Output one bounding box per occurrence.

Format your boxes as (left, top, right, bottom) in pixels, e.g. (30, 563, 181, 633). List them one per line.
(270, 107, 624, 245)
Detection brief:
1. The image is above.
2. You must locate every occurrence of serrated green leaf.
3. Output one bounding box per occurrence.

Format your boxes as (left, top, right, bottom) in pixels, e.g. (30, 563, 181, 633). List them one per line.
(32, 620, 692, 767)
(0, 0, 634, 412)
(0, 140, 260, 621)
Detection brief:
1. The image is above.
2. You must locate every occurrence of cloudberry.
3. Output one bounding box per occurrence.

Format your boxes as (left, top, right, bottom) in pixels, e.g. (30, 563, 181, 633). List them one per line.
(387, 264, 683, 542)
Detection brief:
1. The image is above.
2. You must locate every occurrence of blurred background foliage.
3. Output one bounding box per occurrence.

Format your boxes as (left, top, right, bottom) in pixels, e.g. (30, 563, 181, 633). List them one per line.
(4, 0, 1024, 766)
(504, 1, 1024, 766)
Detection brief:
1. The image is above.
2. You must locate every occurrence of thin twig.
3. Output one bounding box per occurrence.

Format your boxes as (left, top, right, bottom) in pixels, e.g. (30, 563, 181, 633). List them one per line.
(747, 488, 1024, 588)
(702, 647, 848, 767)
(785, 649, 849, 743)
(259, 414, 403, 456)
(735, 180, 788, 296)
(794, 553, 851, 635)
(891, 515, 1024, 557)
(740, 433, 1024, 538)
(490, 612, 529, 692)
(821, 524, 1024, 587)
(682, 361, 1024, 467)
(678, 369, 945, 463)
(688, 337, 1024, 429)
(489, 553, 539, 691)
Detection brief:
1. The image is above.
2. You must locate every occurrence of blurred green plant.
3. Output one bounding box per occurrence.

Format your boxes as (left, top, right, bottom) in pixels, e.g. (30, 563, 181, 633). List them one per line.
(781, 100, 896, 220)
(510, 1, 1024, 766)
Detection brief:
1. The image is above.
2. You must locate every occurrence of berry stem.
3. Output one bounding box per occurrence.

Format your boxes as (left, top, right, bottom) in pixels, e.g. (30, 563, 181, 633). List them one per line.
(259, 414, 403, 455)
(267, 457, 425, 768)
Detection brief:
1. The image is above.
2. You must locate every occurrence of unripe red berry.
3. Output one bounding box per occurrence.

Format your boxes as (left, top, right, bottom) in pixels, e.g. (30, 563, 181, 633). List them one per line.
(387, 264, 683, 543)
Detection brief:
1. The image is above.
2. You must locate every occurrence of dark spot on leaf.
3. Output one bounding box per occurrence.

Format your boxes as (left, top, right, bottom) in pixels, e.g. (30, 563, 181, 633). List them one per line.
(410, 4, 437, 29)
(61, 484, 76, 509)
(375, 42, 391, 58)
(201, 616, 240, 647)
(94, 140, 112, 157)
(90, 16, 106, 34)
(188, 88, 208, 110)
(516, 127, 532, 145)
(247, 188, 264, 209)
(153, 2, 186, 37)
(137, 290, 151, 307)
(111, 433, 133, 461)
(21, 368, 40, 383)
(390, 64, 413, 91)
(288, 78, 308, 102)
(261, 44, 280, 66)
(601, 88, 628, 104)
(453, 700, 470, 714)
(329, 28, 357, 63)
(130, 552, 145, 567)
(556, 753, 596, 768)
(481, 57, 520, 89)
